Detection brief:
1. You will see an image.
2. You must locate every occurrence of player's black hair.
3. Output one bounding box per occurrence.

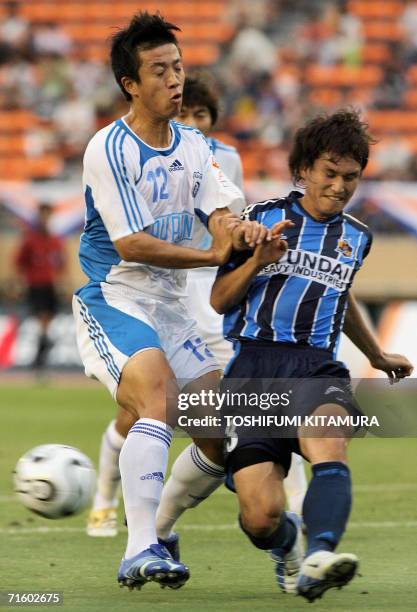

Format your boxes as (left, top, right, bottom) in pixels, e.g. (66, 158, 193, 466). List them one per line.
(110, 12, 181, 101)
(182, 74, 219, 125)
(289, 109, 375, 184)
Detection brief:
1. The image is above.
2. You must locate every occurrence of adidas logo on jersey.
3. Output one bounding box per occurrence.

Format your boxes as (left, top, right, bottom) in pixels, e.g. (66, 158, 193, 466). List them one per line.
(169, 159, 184, 172)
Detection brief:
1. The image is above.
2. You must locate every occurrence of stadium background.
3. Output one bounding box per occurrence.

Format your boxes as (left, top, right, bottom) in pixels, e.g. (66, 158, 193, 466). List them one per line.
(1, 0, 417, 371)
(0, 2, 416, 611)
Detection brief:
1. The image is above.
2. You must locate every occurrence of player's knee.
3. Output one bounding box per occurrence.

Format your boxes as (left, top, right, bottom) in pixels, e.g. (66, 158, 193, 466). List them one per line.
(240, 505, 283, 538)
(114, 407, 135, 438)
(117, 376, 175, 422)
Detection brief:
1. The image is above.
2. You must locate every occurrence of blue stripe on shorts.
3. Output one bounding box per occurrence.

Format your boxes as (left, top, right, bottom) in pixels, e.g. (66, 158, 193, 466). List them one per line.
(76, 282, 162, 356)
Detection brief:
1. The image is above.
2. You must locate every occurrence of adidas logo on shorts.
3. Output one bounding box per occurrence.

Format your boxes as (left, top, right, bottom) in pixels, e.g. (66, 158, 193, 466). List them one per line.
(325, 386, 344, 395)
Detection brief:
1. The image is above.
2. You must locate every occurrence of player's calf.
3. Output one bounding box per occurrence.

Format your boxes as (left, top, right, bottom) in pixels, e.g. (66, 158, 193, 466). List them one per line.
(239, 511, 303, 594)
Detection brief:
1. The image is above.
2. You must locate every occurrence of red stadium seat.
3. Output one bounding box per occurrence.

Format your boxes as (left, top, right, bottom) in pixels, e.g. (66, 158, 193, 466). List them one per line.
(308, 88, 344, 108)
(367, 111, 417, 133)
(0, 111, 39, 133)
(0, 155, 62, 180)
(407, 66, 417, 86)
(179, 23, 233, 43)
(362, 21, 402, 41)
(305, 64, 383, 88)
(348, 1, 404, 20)
(403, 89, 417, 109)
(0, 135, 25, 155)
(361, 43, 391, 64)
(181, 44, 220, 66)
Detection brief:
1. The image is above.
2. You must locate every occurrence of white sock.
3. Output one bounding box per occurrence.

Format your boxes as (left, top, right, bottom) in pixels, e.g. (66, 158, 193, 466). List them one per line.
(119, 418, 173, 558)
(93, 420, 125, 511)
(156, 443, 224, 540)
(284, 453, 308, 516)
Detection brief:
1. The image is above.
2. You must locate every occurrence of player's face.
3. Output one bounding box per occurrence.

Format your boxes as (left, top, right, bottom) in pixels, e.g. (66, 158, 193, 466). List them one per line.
(300, 153, 362, 220)
(176, 105, 213, 135)
(128, 44, 184, 119)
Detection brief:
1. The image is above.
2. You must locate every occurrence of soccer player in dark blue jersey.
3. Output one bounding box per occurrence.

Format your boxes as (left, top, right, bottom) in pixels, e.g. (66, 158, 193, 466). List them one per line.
(211, 110, 413, 602)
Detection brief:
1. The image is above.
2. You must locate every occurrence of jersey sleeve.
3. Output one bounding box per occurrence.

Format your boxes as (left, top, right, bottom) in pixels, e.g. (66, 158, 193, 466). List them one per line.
(240, 202, 261, 221)
(83, 132, 154, 242)
(216, 249, 252, 278)
(194, 137, 245, 219)
(362, 231, 373, 260)
(230, 152, 244, 193)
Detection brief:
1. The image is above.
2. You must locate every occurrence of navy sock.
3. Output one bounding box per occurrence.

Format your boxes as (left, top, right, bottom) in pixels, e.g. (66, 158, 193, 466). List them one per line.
(303, 461, 352, 556)
(238, 512, 297, 553)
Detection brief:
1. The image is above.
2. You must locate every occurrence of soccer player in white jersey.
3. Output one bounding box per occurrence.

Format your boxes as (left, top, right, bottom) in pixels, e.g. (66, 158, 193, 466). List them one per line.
(86, 71, 306, 542)
(72, 12, 267, 590)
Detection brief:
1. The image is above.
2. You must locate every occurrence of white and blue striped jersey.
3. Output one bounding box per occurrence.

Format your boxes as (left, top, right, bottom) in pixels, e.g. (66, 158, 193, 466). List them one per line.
(219, 191, 372, 357)
(79, 118, 244, 299)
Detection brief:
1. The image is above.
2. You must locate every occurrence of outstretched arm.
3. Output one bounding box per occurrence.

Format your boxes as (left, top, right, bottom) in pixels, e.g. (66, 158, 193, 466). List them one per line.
(211, 220, 293, 314)
(343, 292, 413, 382)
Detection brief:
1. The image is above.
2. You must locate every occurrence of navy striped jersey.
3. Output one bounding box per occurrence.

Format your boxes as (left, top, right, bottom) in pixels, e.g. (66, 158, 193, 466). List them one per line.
(219, 191, 372, 357)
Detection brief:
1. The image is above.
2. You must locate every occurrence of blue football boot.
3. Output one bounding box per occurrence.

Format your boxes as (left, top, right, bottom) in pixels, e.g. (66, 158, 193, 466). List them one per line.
(118, 543, 189, 590)
(296, 550, 358, 602)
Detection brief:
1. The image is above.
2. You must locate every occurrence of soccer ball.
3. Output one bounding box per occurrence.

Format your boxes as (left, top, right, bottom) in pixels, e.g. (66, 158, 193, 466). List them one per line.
(13, 444, 96, 519)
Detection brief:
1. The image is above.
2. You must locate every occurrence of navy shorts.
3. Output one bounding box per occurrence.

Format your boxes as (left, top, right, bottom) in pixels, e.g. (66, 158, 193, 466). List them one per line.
(28, 284, 58, 316)
(222, 340, 362, 484)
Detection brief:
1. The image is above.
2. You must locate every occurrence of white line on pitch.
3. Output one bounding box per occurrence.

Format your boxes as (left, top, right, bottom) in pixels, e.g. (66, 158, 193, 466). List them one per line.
(1, 483, 416, 504)
(2, 521, 417, 535)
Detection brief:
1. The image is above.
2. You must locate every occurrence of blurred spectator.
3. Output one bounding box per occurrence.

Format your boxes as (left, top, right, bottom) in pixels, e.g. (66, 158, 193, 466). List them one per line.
(1, 50, 38, 108)
(292, 0, 362, 67)
(53, 86, 96, 161)
(372, 44, 407, 110)
(399, 0, 417, 66)
(252, 71, 284, 145)
(227, 15, 278, 76)
(32, 21, 72, 57)
(14, 203, 65, 369)
(316, 1, 363, 66)
(34, 55, 72, 118)
(373, 133, 415, 180)
(67, 48, 107, 100)
(0, 1, 29, 51)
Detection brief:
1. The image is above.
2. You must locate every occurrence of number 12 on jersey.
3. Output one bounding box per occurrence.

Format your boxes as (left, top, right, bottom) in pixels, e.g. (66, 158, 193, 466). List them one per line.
(146, 166, 169, 203)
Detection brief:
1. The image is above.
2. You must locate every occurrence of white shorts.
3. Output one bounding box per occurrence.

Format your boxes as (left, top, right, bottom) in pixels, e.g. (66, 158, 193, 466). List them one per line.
(185, 268, 233, 371)
(73, 281, 219, 399)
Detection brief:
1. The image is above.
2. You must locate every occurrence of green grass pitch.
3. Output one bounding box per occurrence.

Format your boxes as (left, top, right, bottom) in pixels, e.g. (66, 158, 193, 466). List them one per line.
(0, 382, 416, 612)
